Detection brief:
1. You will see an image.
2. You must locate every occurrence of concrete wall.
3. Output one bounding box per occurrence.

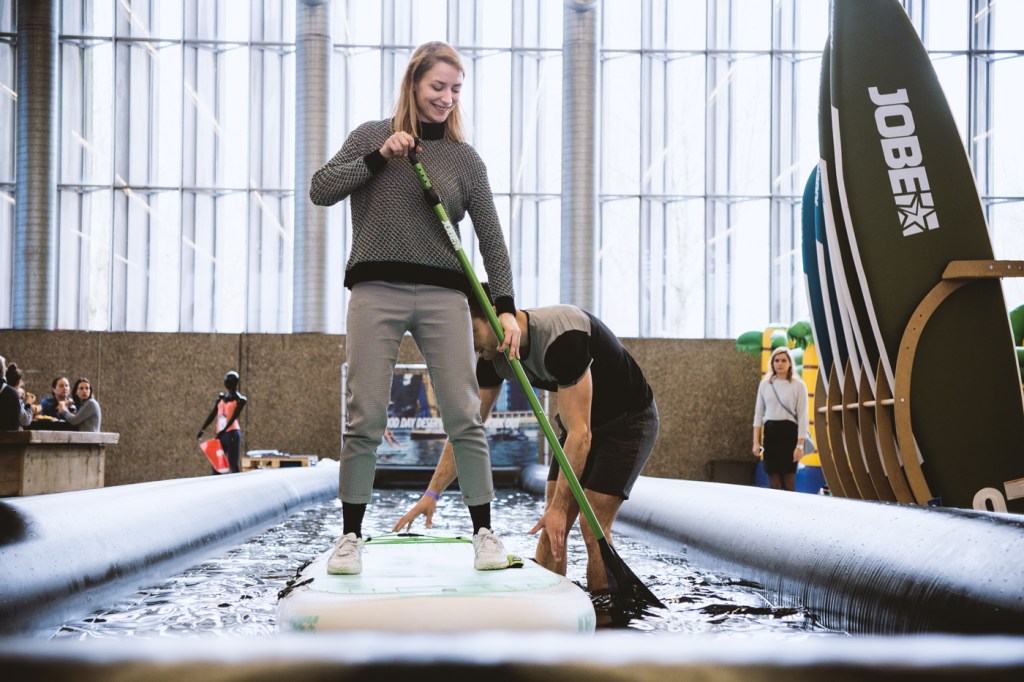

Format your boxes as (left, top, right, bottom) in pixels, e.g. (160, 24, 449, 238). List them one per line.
(621, 338, 759, 482)
(0, 330, 761, 487)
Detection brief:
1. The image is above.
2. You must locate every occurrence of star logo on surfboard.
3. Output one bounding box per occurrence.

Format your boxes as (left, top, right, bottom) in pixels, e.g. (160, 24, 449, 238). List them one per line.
(895, 192, 939, 236)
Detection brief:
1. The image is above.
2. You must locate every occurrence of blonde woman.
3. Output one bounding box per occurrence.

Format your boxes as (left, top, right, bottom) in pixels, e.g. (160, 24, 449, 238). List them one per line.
(310, 42, 521, 575)
(752, 347, 808, 491)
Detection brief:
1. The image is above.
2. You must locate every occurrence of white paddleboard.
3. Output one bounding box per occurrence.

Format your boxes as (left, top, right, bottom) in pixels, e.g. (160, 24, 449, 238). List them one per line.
(278, 533, 597, 633)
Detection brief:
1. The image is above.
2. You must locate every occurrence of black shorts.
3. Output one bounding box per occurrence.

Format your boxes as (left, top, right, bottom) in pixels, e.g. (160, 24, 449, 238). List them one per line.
(762, 419, 798, 474)
(547, 398, 659, 501)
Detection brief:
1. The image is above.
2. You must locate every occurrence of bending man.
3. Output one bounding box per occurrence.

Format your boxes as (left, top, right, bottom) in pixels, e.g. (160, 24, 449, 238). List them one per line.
(394, 287, 659, 592)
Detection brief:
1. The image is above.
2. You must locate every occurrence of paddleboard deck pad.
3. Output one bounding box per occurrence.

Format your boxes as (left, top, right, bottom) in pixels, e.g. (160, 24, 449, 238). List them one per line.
(278, 533, 597, 633)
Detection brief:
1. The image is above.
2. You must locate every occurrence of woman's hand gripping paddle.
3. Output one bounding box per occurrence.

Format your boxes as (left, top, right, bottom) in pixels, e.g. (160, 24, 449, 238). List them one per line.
(407, 142, 664, 621)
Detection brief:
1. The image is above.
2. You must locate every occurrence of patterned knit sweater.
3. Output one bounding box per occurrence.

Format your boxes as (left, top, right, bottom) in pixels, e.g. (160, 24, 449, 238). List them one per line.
(309, 119, 516, 315)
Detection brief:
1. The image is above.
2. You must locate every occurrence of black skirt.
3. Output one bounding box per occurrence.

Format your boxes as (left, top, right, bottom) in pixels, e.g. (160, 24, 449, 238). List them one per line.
(762, 419, 798, 474)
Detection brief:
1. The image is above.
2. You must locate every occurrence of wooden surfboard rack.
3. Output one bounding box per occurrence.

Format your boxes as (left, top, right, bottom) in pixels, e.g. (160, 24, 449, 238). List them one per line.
(815, 260, 1024, 508)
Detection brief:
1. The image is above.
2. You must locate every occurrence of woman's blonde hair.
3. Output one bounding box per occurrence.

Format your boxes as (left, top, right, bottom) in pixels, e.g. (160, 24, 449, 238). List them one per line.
(767, 346, 795, 382)
(392, 41, 465, 143)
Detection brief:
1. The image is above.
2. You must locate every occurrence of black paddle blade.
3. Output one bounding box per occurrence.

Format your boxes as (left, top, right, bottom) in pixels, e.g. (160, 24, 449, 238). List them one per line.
(596, 538, 664, 626)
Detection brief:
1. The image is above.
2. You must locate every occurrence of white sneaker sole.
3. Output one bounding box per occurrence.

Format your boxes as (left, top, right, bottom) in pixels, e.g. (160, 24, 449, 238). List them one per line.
(326, 564, 362, 575)
(474, 556, 511, 571)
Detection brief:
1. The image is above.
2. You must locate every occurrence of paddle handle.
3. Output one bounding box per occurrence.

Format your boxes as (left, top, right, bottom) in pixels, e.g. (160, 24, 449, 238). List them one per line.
(407, 145, 606, 542)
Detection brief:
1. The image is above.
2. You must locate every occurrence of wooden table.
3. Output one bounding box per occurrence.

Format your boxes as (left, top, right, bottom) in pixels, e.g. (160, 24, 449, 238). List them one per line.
(0, 430, 119, 496)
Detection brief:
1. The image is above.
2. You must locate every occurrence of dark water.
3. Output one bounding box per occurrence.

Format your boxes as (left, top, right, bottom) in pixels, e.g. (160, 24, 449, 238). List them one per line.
(49, 489, 845, 640)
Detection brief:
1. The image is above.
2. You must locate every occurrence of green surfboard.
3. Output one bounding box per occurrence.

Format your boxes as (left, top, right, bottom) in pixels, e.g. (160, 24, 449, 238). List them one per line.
(829, 0, 1024, 512)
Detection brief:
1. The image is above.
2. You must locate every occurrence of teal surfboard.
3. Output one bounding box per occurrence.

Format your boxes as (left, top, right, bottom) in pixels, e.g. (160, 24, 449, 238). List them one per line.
(830, 0, 1024, 513)
(277, 533, 597, 633)
(804, 163, 850, 383)
(802, 167, 835, 378)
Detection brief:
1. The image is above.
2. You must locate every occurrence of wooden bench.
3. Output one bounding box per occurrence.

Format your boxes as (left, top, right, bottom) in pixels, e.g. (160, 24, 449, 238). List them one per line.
(0, 430, 119, 496)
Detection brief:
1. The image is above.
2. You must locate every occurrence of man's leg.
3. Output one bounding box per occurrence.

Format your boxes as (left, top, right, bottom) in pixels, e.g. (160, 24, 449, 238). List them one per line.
(566, 399, 659, 590)
(533, 483, 623, 591)
(579, 489, 624, 591)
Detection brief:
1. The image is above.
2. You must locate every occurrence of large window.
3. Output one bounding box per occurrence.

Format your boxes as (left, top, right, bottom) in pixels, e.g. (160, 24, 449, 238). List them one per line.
(1, 0, 1021, 338)
(5, 0, 295, 332)
(0, 1, 14, 327)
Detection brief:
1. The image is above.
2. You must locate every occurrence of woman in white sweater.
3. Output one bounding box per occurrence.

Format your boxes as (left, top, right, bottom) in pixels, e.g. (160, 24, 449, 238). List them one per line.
(752, 346, 808, 491)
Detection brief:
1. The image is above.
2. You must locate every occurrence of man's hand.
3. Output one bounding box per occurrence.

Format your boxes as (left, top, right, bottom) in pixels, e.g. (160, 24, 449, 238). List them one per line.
(392, 495, 438, 533)
(528, 506, 567, 563)
(497, 311, 521, 360)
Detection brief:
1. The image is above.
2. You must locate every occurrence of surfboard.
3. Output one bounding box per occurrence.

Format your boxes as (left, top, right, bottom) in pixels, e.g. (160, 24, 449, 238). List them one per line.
(818, 38, 879, 395)
(812, 166, 850, 383)
(873, 361, 916, 504)
(277, 533, 597, 633)
(830, 0, 1024, 513)
(841, 362, 876, 500)
(856, 364, 897, 502)
(814, 371, 844, 497)
(825, 365, 858, 498)
(802, 168, 835, 379)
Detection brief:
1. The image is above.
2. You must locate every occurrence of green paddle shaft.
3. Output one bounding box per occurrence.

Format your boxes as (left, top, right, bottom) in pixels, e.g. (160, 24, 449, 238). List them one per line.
(408, 150, 606, 542)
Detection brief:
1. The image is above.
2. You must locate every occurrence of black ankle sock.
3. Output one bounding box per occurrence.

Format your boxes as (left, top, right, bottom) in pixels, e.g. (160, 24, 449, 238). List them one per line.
(342, 502, 367, 538)
(468, 503, 491, 535)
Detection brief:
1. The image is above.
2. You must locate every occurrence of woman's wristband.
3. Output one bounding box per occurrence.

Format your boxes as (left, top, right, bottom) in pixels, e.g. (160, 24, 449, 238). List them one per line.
(424, 489, 439, 501)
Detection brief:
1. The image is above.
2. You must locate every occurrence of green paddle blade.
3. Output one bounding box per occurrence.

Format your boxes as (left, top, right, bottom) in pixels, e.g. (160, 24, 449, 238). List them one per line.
(597, 539, 665, 623)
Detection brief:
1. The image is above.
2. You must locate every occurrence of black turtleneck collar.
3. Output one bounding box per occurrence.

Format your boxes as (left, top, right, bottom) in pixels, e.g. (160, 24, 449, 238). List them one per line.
(418, 121, 446, 141)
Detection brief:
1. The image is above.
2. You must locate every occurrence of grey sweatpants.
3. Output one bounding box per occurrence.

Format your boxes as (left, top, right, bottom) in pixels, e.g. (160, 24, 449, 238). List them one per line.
(341, 281, 495, 506)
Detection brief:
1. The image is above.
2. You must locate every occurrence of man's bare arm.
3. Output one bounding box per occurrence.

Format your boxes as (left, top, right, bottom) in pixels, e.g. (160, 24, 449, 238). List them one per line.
(392, 384, 503, 531)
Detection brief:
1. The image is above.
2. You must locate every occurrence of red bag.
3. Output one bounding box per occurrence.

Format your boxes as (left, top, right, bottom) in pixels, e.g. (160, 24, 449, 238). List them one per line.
(200, 438, 230, 474)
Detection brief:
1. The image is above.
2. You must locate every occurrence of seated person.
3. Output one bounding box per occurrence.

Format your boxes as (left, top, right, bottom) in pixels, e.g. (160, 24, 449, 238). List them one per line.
(0, 356, 33, 430)
(40, 376, 72, 418)
(22, 388, 39, 418)
(60, 377, 102, 432)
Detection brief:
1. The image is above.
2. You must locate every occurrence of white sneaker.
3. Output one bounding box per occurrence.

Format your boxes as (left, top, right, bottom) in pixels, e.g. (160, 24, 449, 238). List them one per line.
(326, 532, 364, 575)
(473, 527, 510, 570)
